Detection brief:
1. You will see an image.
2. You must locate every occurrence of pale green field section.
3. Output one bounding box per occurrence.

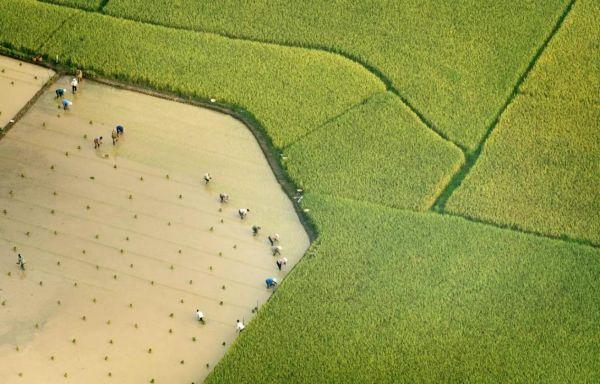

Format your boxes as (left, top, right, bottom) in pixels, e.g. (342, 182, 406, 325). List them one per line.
(39, 0, 101, 11)
(0, 1, 74, 51)
(284, 92, 464, 211)
(447, 0, 600, 245)
(105, 0, 570, 149)
(0, 56, 54, 129)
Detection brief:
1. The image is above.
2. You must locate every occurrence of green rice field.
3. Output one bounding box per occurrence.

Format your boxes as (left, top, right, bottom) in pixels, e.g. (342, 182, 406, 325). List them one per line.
(1, 0, 598, 382)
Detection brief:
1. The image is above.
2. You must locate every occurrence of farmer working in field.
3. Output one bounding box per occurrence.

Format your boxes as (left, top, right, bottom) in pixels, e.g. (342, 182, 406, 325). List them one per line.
(236, 319, 245, 332)
(111, 129, 118, 145)
(265, 277, 278, 289)
(272, 245, 282, 256)
(71, 77, 78, 93)
(16, 254, 25, 271)
(196, 309, 205, 323)
(76, 69, 83, 83)
(276, 257, 287, 271)
(94, 136, 103, 149)
(116, 125, 124, 135)
(252, 225, 261, 236)
(203, 173, 212, 185)
(219, 193, 229, 203)
(62, 99, 72, 110)
(55, 88, 66, 98)
(268, 233, 280, 246)
(238, 208, 250, 219)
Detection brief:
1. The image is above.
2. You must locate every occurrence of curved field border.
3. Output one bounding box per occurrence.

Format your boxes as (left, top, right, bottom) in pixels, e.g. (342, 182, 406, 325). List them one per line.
(31, 0, 596, 250)
(0, 55, 318, 246)
(99, 0, 573, 151)
(38, 0, 462, 150)
(0, 0, 598, 381)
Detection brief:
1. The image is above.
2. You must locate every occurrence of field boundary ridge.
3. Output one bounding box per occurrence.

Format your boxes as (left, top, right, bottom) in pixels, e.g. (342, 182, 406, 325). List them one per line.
(431, 0, 577, 212)
(35, 0, 465, 153)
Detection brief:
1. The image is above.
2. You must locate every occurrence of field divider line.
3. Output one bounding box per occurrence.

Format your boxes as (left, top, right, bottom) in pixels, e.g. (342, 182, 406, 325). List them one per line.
(32, 0, 465, 153)
(281, 91, 384, 151)
(98, 0, 111, 12)
(0, 73, 59, 137)
(0, 233, 257, 311)
(306, 191, 600, 250)
(0, 149, 276, 247)
(431, 0, 577, 213)
(437, 210, 599, 250)
(36, 18, 70, 53)
(3, 131, 294, 216)
(1, 213, 267, 291)
(0, 195, 274, 274)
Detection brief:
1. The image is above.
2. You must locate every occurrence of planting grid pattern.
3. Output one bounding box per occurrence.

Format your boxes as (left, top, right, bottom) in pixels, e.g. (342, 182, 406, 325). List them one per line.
(0, 0, 598, 382)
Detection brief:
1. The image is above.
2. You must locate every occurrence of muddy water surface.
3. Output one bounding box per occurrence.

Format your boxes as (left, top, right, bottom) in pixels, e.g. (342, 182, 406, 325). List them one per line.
(0, 56, 54, 129)
(0, 74, 309, 383)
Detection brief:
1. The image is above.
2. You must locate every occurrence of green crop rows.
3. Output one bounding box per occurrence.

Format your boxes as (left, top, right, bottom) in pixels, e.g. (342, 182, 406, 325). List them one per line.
(104, 0, 569, 150)
(0, 0, 74, 52)
(284, 92, 464, 210)
(447, 0, 600, 245)
(39, 0, 102, 11)
(1, 0, 598, 381)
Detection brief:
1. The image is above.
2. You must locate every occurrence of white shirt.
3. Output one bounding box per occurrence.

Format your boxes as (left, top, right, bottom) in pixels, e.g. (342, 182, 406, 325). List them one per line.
(71, 78, 78, 87)
(239, 208, 248, 215)
(236, 321, 245, 331)
(196, 311, 204, 320)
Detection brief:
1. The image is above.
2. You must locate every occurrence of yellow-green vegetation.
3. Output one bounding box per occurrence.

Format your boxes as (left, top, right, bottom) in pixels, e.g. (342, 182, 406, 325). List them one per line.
(1, 0, 385, 148)
(446, 0, 599, 245)
(0, 0, 74, 52)
(104, 0, 569, 149)
(284, 92, 464, 210)
(207, 194, 600, 383)
(521, 0, 599, 101)
(0, 0, 597, 381)
(39, 0, 102, 11)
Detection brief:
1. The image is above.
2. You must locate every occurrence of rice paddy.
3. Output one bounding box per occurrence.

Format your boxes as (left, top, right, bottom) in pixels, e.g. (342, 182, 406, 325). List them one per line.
(0, 0, 597, 382)
(0, 73, 309, 383)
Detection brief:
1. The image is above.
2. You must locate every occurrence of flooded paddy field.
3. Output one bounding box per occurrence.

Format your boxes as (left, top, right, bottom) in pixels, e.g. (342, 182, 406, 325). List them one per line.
(0, 72, 309, 383)
(0, 56, 54, 129)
